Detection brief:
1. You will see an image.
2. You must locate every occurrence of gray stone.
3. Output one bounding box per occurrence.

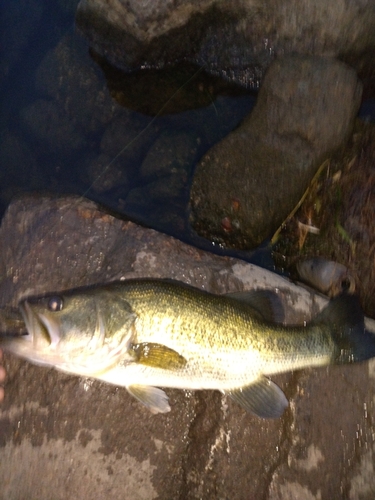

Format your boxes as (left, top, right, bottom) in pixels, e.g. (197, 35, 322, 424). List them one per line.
(76, 0, 218, 73)
(189, 56, 362, 249)
(75, 0, 375, 89)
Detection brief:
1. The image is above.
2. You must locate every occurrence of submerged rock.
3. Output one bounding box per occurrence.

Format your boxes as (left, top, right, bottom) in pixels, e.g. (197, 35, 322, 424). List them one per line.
(84, 153, 130, 193)
(35, 32, 121, 134)
(190, 56, 362, 249)
(140, 129, 199, 182)
(21, 99, 87, 152)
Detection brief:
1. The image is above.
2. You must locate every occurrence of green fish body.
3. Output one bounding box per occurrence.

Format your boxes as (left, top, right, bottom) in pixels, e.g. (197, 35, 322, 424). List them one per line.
(3, 279, 374, 418)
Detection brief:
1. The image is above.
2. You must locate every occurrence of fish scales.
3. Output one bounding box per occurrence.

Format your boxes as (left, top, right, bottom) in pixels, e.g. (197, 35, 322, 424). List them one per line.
(103, 281, 334, 384)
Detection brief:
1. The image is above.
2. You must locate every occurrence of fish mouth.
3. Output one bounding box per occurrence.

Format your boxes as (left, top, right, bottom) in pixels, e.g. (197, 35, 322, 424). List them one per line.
(18, 299, 135, 375)
(19, 300, 54, 348)
(5, 300, 64, 367)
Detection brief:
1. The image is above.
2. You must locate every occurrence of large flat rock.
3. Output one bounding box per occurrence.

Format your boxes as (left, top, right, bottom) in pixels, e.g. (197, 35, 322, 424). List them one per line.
(0, 195, 374, 499)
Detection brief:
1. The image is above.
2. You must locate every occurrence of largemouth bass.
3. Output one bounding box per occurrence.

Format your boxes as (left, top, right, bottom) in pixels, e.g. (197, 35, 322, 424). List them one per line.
(2, 279, 375, 418)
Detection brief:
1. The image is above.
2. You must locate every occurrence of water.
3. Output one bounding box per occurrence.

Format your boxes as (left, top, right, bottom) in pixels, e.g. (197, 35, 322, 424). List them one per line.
(0, 1, 260, 259)
(1, 0, 374, 269)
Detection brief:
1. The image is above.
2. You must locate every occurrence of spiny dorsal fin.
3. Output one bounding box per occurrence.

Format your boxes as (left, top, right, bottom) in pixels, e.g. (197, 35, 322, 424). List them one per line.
(225, 289, 285, 324)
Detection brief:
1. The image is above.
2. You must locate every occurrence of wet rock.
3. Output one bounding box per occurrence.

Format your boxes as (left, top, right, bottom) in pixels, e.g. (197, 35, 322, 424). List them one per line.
(269, 365, 375, 500)
(35, 33, 121, 134)
(91, 54, 248, 116)
(99, 111, 159, 161)
(126, 175, 187, 206)
(189, 56, 362, 249)
(20, 99, 87, 153)
(122, 183, 189, 239)
(1, 194, 375, 499)
(84, 153, 130, 193)
(76, 0, 375, 90)
(0, 133, 43, 210)
(160, 94, 257, 151)
(82, 110, 161, 194)
(76, 0, 219, 73)
(140, 129, 199, 181)
(296, 257, 355, 297)
(124, 127, 200, 233)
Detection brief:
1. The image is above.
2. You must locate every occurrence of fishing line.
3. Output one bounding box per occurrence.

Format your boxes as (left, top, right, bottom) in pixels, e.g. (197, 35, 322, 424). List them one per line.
(34, 64, 206, 240)
(80, 64, 206, 198)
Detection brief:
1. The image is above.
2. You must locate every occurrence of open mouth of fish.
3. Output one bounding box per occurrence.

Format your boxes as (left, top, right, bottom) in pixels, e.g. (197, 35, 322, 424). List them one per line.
(19, 300, 134, 375)
(19, 301, 50, 346)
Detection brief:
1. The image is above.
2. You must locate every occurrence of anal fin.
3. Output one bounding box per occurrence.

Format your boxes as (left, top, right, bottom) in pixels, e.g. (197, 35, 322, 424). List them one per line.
(226, 376, 288, 418)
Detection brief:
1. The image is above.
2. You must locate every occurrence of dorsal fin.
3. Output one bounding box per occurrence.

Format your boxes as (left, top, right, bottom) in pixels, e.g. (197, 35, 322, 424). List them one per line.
(225, 289, 285, 324)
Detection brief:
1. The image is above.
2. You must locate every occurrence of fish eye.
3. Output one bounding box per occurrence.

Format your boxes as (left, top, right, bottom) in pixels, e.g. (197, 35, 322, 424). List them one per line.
(47, 296, 64, 312)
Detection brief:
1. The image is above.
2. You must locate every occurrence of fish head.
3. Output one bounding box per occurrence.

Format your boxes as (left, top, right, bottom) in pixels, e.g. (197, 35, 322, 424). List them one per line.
(15, 288, 136, 376)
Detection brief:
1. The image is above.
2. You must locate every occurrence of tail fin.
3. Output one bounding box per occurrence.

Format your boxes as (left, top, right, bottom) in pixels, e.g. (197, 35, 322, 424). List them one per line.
(315, 293, 375, 364)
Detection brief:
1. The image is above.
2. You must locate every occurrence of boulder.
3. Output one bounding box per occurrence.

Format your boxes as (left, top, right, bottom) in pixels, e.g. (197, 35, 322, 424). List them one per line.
(76, 0, 375, 89)
(190, 56, 362, 249)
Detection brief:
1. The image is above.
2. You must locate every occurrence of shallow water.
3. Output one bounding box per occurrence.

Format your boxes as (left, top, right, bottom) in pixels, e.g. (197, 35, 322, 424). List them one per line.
(0, 0, 374, 270)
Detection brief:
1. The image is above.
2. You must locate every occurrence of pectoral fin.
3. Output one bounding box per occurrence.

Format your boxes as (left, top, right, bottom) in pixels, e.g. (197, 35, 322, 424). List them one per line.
(127, 384, 171, 414)
(132, 342, 187, 370)
(227, 377, 288, 418)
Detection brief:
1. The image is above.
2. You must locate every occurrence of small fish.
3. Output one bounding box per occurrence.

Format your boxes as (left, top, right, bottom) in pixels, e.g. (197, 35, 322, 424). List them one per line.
(296, 257, 355, 297)
(1, 279, 374, 418)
